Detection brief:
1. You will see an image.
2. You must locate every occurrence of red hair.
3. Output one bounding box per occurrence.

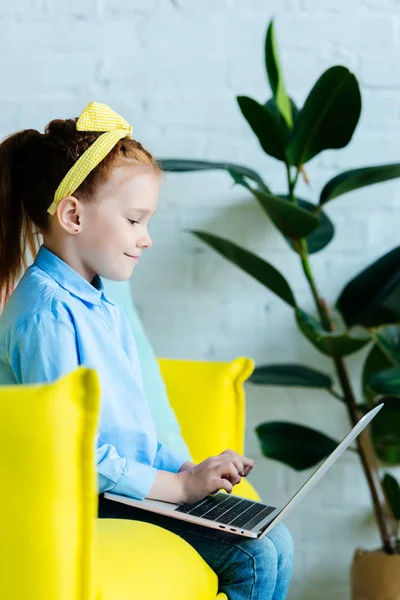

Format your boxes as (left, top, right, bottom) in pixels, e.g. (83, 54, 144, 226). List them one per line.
(0, 115, 163, 309)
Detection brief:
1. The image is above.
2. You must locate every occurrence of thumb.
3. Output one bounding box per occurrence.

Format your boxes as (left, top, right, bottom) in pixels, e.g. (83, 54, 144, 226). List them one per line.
(218, 477, 233, 494)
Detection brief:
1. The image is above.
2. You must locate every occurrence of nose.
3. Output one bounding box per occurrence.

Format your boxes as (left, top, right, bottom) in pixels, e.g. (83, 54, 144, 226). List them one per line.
(137, 232, 153, 249)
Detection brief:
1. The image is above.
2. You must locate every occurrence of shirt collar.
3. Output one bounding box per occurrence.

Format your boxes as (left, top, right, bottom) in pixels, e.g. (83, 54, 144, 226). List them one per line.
(34, 244, 116, 307)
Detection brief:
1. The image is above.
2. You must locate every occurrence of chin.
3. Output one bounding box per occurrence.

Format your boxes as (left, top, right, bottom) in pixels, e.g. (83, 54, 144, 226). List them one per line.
(105, 270, 135, 282)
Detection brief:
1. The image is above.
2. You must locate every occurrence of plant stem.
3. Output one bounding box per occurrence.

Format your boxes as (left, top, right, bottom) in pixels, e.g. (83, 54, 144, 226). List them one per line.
(300, 249, 399, 554)
(333, 353, 398, 553)
(286, 164, 300, 203)
(287, 166, 328, 325)
(286, 167, 398, 552)
(300, 250, 329, 327)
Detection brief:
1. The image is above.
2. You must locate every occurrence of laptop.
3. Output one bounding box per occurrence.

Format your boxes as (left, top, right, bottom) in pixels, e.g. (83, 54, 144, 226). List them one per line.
(104, 403, 383, 540)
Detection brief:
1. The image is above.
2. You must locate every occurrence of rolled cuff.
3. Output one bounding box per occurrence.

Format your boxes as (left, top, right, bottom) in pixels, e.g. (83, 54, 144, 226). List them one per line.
(153, 441, 187, 474)
(107, 458, 158, 501)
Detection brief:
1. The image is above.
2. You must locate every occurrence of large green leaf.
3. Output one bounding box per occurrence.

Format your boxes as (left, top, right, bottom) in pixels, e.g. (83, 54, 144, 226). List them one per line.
(336, 245, 400, 327)
(382, 474, 400, 519)
(264, 20, 292, 128)
(249, 364, 333, 388)
(265, 97, 299, 139)
(319, 164, 400, 206)
(374, 326, 400, 366)
(369, 367, 400, 396)
(251, 190, 320, 239)
(191, 230, 297, 307)
(371, 398, 400, 464)
(362, 344, 393, 402)
(278, 196, 335, 254)
(295, 308, 371, 357)
(228, 171, 319, 239)
(262, 97, 299, 167)
(255, 421, 338, 470)
(157, 159, 269, 191)
(237, 96, 287, 162)
(286, 66, 361, 167)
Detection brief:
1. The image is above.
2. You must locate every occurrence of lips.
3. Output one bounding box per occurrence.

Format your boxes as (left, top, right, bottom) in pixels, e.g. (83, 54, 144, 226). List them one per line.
(124, 253, 140, 259)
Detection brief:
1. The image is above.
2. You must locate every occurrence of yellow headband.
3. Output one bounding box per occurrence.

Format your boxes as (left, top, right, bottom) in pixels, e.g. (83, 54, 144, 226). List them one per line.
(47, 101, 133, 215)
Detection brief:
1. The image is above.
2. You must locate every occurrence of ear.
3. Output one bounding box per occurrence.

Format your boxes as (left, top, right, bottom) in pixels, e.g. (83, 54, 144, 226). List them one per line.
(56, 195, 82, 234)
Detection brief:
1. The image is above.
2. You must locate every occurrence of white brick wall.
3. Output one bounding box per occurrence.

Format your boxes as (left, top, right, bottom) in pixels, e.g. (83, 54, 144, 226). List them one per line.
(4, 0, 400, 597)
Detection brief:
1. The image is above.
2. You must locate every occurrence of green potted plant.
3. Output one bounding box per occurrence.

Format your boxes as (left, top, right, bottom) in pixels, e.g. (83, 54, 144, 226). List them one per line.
(159, 19, 400, 599)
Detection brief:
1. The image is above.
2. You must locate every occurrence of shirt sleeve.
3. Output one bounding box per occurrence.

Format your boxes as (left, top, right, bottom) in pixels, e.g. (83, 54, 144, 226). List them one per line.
(9, 310, 80, 384)
(153, 440, 187, 473)
(96, 432, 158, 500)
(9, 308, 158, 501)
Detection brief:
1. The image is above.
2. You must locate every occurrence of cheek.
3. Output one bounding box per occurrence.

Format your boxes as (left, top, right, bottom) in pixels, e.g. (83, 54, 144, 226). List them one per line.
(104, 218, 128, 241)
(86, 219, 124, 253)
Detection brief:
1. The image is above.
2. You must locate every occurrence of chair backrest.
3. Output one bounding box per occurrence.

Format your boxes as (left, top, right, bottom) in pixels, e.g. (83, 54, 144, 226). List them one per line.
(0, 366, 100, 600)
(158, 357, 255, 463)
(102, 278, 192, 460)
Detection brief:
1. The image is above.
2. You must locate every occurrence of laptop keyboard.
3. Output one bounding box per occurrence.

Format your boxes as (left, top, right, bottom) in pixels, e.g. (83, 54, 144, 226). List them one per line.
(175, 492, 276, 530)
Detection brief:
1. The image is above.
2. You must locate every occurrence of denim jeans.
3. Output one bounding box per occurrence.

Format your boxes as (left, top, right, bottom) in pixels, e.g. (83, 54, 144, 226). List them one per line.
(98, 494, 294, 599)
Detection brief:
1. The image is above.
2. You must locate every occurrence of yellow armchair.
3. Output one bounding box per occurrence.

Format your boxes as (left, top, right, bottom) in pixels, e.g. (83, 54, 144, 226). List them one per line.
(158, 356, 260, 502)
(0, 357, 260, 600)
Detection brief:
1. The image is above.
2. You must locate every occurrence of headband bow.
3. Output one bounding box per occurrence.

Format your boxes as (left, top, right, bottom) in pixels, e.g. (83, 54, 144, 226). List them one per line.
(47, 101, 133, 215)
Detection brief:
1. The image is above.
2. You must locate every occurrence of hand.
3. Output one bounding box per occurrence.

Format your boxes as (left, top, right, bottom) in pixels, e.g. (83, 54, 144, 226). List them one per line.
(218, 449, 254, 480)
(178, 460, 195, 473)
(177, 449, 255, 504)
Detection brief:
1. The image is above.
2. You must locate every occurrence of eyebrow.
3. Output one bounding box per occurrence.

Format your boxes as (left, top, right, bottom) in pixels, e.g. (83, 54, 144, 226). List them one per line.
(128, 207, 156, 216)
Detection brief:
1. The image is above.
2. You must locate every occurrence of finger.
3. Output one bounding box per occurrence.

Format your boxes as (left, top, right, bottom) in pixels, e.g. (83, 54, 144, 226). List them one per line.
(232, 459, 245, 477)
(219, 457, 240, 476)
(242, 455, 254, 467)
(222, 472, 240, 486)
(218, 461, 241, 485)
(218, 456, 245, 481)
(218, 477, 233, 494)
(221, 451, 245, 476)
(242, 462, 254, 476)
(227, 463, 242, 485)
(242, 459, 255, 473)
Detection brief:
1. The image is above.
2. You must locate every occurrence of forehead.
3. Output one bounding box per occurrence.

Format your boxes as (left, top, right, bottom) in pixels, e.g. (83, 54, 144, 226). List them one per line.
(96, 161, 159, 209)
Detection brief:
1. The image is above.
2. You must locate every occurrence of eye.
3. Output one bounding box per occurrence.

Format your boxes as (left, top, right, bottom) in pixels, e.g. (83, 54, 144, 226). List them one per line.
(128, 219, 140, 226)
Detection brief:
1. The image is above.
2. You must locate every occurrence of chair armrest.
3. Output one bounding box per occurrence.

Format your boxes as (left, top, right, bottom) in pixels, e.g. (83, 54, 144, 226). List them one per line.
(0, 367, 99, 600)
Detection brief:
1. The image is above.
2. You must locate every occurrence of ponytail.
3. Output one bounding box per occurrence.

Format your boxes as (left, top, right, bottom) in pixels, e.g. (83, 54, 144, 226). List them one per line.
(0, 130, 42, 309)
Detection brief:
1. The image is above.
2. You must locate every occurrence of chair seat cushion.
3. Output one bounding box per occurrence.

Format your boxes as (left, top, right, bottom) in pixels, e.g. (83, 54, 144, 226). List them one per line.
(93, 519, 227, 600)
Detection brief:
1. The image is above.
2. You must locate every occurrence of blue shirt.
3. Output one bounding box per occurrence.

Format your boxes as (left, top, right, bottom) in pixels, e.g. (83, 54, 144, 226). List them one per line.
(0, 244, 186, 500)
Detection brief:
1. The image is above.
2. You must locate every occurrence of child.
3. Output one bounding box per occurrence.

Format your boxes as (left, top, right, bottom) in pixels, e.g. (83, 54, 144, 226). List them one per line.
(0, 101, 294, 599)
